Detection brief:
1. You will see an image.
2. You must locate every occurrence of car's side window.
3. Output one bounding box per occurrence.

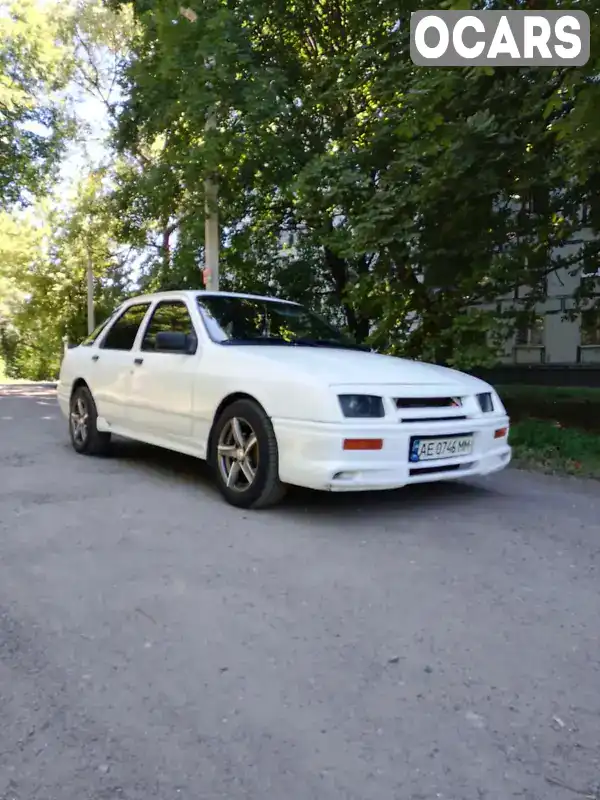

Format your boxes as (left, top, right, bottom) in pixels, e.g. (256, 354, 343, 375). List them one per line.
(141, 300, 197, 352)
(100, 303, 151, 351)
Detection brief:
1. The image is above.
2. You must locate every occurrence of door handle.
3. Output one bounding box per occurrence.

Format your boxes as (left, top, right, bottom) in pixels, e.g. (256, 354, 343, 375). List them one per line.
(134, 357, 143, 366)
(91, 354, 99, 362)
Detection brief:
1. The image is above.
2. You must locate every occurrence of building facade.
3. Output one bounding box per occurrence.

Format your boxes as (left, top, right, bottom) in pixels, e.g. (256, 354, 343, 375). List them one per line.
(482, 230, 600, 366)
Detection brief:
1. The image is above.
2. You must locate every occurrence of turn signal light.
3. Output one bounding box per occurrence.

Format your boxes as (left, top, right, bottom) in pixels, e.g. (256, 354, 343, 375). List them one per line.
(494, 427, 508, 439)
(343, 438, 383, 451)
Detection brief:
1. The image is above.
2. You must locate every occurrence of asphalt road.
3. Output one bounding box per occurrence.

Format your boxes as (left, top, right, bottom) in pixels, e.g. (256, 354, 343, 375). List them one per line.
(1, 384, 599, 800)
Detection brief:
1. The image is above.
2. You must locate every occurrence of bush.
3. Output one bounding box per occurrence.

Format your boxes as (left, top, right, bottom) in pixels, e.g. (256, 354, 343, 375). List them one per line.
(509, 419, 600, 478)
(498, 385, 600, 435)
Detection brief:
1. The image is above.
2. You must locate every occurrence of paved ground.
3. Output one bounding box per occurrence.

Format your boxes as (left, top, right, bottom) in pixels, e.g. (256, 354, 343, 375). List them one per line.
(1, 384, 599, 800)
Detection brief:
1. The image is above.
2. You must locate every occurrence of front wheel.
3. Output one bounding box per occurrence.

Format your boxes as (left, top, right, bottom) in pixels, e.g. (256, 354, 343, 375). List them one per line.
(69, 385, 111, 456)
(210, 399, 286, 509)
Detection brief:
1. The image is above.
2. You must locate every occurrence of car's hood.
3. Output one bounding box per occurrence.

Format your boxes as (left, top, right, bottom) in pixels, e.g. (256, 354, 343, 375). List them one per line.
(226, 345, 489, 391)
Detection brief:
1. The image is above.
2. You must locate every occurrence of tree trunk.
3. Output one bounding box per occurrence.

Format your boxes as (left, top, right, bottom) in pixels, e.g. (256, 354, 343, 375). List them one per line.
(324, 247, 370, 342)
(161, 224, 171, 273)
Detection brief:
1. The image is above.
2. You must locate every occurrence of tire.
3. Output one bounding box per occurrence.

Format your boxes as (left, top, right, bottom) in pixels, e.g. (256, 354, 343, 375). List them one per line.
(210, 398, 287, 509)
(69, 384, 111, 456)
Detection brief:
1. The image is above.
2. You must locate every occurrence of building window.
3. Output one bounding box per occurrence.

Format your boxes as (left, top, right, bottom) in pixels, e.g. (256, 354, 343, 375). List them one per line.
(583, 258, 600, 278)
(513, 276, 547, 300)
(515, 317, 544, 347)
(281, 229, 295, 248)
(581, 310, 600, 346)
(521, 187, 549, 217)
(581, 203, 592, 227)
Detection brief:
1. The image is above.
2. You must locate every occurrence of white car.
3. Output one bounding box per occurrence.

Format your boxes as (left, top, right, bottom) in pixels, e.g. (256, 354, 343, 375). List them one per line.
(57, 290, 511, 508)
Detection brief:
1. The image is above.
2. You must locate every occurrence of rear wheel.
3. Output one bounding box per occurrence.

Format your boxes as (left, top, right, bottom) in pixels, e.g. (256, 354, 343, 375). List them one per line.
(69, 385, 111, 456)
(210, 399, 286, 509)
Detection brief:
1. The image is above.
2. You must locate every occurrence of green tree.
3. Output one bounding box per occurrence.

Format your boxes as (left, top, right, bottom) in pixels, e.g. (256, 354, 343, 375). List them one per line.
(4, 172, 132, 380)
(0, 0, 74, 207)
(0, 0, 140, 380)
(112, 0, 599, 367)
(0, 209, 45, 377)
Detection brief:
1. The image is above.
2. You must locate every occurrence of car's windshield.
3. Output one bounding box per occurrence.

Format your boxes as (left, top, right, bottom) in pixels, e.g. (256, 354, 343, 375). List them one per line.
(196, 294, 365, 350)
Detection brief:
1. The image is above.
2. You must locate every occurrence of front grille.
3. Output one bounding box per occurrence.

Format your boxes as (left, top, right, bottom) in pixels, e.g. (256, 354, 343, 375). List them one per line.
(395, 397, 462, 409)
(400, 415, 468, 424)
(395, 395, 467, 423)
(409, 462, 473, 477)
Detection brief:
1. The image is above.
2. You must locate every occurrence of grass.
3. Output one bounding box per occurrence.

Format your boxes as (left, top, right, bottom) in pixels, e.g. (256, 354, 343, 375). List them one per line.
(0, 355, 43, 385)
(509, 419, 600, 479)
(0, 366, 32, 384)
(500, 384, 600, 479)
(0, 361, 35, 385)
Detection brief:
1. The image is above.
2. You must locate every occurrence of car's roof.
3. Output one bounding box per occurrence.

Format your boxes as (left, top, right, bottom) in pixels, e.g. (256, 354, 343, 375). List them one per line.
(125, 290, 300, 306)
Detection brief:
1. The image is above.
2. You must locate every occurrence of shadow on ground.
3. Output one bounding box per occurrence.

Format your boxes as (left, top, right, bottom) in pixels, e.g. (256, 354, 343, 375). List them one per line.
(106, 435, 498, 519)
(4, 382, 499, 518)
(0, 383, 57, 397)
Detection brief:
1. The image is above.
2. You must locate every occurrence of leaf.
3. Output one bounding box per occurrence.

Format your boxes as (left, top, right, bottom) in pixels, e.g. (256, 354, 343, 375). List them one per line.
(0, 0, 73, 207)
(103, 0, 600, 367)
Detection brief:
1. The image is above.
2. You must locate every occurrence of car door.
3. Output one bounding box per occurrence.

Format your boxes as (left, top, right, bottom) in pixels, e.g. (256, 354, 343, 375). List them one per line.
(90, 302, 152, 428)
(126, 299, 199, 443)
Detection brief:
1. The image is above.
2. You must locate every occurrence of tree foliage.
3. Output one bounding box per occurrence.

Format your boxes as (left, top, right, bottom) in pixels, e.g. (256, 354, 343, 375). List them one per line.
(0, 173, 132, 380)
(0, 0, 74, 207)
(66, 0, 137, 138)
(0, 209, 43, 376)
(2, 0, 599, 378)
(109, 0, 600, 367)
(0, 0, 137, 380)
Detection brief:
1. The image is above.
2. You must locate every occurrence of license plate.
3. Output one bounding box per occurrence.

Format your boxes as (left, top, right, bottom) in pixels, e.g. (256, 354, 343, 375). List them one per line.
(409, 435, 473, 463)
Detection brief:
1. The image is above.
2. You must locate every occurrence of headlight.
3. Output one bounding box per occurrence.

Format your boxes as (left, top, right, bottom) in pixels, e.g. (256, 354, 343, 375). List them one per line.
(338, 394, 385, 418)
(477, 392, 494, 413)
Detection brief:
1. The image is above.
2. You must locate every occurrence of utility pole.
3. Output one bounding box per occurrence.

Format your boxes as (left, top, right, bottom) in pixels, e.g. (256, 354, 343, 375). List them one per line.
(204, 104, 219, 292)
(86, 246, 95, 334)
(179, 9, 219, 291)
(179, 10, 219, 291)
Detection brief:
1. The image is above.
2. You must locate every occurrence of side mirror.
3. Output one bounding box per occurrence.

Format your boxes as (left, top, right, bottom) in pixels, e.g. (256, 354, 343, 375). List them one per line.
(155, 331, 197, 354)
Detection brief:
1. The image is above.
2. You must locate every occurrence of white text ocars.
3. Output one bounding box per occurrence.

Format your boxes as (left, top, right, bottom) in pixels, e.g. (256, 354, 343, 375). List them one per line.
(57, 290, 511, 508)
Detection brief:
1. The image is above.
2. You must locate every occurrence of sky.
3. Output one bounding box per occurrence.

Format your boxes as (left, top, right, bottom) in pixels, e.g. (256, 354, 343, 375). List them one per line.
(57, 93, 113, 200)
(55, 84, 150, 285)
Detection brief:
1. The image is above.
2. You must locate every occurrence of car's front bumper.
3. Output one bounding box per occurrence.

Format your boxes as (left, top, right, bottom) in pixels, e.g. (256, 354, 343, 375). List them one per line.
(273, 415, 511, 492)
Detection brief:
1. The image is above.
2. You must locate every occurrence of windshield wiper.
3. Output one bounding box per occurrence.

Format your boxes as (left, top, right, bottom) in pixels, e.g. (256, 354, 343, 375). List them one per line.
(219, 337, 298, 346)
(293, 337, 370, 352)
(219, 336, 369, 351)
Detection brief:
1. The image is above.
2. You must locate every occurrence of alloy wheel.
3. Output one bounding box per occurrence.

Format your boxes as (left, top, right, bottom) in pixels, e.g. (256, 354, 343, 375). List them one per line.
(217, 416, 259, 492)
(70, 396, 89, 446)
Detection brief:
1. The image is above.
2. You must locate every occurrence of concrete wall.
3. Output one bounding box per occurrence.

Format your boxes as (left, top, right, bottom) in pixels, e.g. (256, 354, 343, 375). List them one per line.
(544, 313, 581, 363)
